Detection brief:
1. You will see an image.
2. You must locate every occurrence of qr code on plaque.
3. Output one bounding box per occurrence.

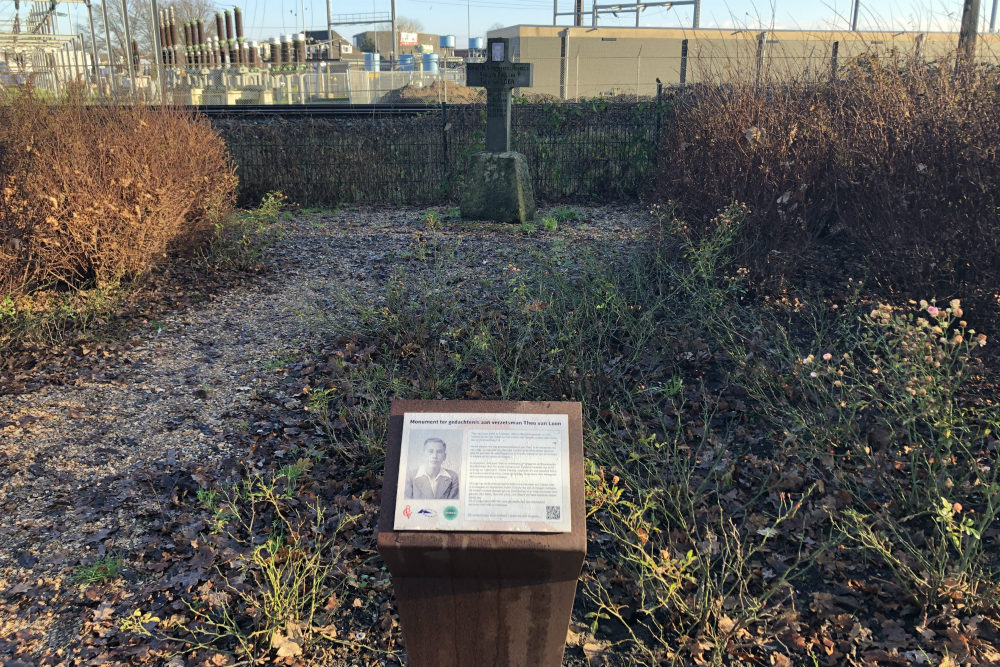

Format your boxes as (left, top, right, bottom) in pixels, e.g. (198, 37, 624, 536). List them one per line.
(545, 505, 561, 520)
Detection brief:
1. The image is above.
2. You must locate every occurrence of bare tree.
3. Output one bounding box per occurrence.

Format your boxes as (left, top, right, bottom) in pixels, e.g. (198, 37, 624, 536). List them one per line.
(396, 16, 424, 33)
(83, 0, 153, 68)
(161, 0, 216, 26)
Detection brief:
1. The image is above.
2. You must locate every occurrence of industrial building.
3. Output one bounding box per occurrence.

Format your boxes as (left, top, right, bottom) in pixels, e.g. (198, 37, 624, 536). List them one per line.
(1, 0, 998, 105)
(302, 29, 361, 62)
(487, 25, 1000, 99)
(351, 30, 446, 60)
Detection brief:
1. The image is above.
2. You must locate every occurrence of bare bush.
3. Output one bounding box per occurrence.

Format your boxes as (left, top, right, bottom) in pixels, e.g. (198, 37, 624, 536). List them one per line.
(0, 90, 237, 295)
(656, 53, 1000, 291)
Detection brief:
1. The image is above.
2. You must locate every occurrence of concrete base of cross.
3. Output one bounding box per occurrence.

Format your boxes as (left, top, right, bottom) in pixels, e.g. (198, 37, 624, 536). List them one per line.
(461, 151, 536, 223)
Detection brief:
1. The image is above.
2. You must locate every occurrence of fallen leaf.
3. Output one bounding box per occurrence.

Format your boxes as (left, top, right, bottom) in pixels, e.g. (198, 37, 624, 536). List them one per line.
(272, 621, 304, 658)
(582, 640, 610, 664)
(316, 623, 338, 639)
(771, 653, 793, 667)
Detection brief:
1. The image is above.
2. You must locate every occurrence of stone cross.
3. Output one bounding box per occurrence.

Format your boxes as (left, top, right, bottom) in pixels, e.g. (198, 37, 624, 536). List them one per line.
(466, 38, 532, 153)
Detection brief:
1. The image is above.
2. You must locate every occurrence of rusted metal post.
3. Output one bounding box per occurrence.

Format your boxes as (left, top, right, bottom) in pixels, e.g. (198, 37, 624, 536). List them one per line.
(754, 31, 765, 90)
(679, 37, 688, 85)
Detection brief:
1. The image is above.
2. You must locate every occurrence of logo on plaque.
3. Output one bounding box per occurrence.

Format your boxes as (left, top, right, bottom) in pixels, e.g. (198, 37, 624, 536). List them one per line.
(403, 505, 412, 519)
(443, 506, 458, 520)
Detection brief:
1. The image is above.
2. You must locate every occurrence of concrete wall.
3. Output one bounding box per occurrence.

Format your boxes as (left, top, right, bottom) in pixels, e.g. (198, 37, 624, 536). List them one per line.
(488, 25, 1000, 99)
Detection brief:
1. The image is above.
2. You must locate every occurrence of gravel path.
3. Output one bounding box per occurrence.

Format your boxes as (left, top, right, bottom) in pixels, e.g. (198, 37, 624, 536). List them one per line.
(0, 204, 651, 658)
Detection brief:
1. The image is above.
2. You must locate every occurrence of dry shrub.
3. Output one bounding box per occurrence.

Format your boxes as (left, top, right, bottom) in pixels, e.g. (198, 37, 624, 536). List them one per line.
(656, 51, 1000, 293)
(0, 90, 237, 296)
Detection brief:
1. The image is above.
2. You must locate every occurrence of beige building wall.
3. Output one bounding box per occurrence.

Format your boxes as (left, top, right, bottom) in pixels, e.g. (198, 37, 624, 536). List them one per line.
(487, 25, 1000, 99)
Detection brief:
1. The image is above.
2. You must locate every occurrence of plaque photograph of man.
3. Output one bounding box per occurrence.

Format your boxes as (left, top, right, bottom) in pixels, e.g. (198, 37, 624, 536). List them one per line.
(404, 435, 460, 500)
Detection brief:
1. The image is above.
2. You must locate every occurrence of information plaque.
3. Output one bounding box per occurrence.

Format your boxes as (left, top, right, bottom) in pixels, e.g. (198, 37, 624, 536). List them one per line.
(377, 400, 586, 667)
(393, 412, 572, 532)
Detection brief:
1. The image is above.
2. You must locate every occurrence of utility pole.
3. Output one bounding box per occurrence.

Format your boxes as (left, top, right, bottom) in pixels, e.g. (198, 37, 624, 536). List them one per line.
(326, 0, 333, 58)
(120, 0, 137, 94)
(85, 1, 99, 78)
(958, 0, 981, 63)
(101, 0, 112, 69)
(150, 0, 165, 102)
(851, 0, 860, 30)
(990, 0, 997, 32)
(391, 0, 397, 66)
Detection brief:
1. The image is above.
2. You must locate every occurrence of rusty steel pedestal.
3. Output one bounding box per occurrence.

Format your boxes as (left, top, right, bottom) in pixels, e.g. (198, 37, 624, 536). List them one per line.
(377, 400, 586, 667)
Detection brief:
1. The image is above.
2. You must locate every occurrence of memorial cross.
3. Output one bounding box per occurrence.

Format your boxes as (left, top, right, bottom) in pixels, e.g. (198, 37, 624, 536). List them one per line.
(466, 38, 533, 153)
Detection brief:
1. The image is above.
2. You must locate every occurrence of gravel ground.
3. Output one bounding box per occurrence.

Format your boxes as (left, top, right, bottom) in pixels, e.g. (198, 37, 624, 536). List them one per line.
(0, 204, 652, 663)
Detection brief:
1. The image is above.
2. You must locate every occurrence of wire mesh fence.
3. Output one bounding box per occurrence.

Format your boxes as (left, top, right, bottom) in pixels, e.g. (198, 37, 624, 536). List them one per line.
(213, 99, 663, 206)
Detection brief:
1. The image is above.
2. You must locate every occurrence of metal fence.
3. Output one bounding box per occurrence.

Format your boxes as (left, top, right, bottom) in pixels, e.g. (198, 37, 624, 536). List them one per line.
(212, 99, 662, 206)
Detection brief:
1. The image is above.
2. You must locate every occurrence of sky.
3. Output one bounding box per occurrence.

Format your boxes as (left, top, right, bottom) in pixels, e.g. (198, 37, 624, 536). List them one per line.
(5, 0, 999, 50)
(229, 0, 995, 43)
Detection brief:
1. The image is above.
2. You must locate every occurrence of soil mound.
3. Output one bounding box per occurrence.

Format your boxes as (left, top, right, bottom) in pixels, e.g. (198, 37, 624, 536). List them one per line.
(383, 80, 485, 104)
(381, 79, 563, 105)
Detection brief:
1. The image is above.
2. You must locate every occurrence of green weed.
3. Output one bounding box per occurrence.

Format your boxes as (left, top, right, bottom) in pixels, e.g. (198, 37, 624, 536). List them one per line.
(262, 350, 297, 371)
(657, 201, 1000, 617)
(276, 458, 312, 497)
(583, 410, 830, 665)
(0, 284, 128, 360)
(202, 191, 287, 271)
(553, 205, 580, 222)
(196, 487, 220, 512)
(422, 210, 441, 229)
(540, 215, 558, 232)
(122, 473, 363, 662)
(73, 555, 122, 585)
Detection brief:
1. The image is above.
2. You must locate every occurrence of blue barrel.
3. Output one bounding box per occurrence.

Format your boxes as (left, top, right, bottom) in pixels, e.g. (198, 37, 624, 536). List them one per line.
(398, 54, 415, 71)
(422, 53, 439, 73)
(364, 52, 380, 72)
(440, 35, 455, 48)
(469, 37, 484, 50)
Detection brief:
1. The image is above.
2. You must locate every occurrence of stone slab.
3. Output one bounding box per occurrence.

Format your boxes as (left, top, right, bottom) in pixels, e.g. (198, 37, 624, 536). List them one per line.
(460, 151, 536, 223)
